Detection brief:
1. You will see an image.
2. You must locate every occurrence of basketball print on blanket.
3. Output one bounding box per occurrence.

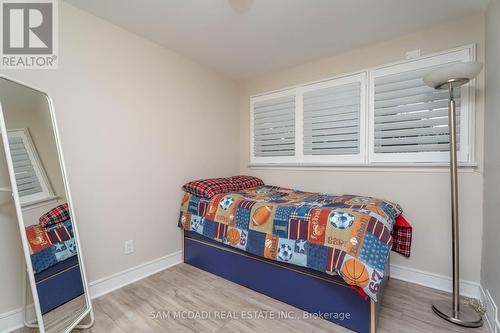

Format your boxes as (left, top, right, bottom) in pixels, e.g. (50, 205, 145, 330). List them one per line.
(340, 254, 385, 299)
(227, 227, 240, 245)
(341, 257, 369, 288)
(223, 226, 248, 250)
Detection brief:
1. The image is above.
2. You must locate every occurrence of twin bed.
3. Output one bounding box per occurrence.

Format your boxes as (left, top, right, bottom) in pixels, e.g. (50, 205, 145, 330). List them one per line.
(178, 177, 412, 333)
(24, 176, 410, 331)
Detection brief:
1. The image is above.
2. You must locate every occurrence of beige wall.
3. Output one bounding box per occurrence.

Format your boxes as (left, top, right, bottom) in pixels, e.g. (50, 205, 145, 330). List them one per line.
(0, 1, 491, 319)
(239, 14, 486, 284)
(0, 2, 239, 314)
(481, 0, 500, 315)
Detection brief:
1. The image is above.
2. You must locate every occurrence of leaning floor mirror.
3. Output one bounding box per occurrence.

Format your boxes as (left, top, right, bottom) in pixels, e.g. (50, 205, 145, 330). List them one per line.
(0, 76, 93, 333)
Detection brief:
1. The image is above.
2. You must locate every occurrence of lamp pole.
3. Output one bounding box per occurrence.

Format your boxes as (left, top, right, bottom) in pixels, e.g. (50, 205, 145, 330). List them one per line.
(424, 61, 484, 327)
(429, 78, 482, 328)
(448, 82, 460, 317)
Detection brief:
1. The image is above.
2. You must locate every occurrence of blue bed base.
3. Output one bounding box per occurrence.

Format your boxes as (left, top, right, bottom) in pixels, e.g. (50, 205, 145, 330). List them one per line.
(183, 230, 388, 333)
(35, 256, 84, 315)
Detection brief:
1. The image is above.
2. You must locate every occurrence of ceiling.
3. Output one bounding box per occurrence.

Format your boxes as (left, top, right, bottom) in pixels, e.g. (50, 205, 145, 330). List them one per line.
(65, 0, 487, 80)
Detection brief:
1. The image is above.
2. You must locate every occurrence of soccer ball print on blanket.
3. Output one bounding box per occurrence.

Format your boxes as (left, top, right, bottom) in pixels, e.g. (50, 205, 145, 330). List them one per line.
(179, 185, 402, 301)
(329, 212, 355, 229)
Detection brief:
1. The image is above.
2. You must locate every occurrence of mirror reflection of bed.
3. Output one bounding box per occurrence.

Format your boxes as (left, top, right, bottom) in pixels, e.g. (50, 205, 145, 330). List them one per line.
(0, 78, 90, 333)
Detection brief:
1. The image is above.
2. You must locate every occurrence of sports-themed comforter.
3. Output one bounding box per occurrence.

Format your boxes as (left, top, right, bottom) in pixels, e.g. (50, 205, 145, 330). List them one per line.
(179, 185, 402, 301)
(25, 220, 77, 274)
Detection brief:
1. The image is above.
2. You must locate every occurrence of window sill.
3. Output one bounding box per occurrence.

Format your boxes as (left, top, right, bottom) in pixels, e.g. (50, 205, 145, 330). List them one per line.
(248, 162, 479, 173)
(21, 196, 61, 211)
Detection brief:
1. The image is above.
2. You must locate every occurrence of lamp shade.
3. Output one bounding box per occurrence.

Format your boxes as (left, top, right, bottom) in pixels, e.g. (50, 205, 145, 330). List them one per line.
(423, 61, 483, 89)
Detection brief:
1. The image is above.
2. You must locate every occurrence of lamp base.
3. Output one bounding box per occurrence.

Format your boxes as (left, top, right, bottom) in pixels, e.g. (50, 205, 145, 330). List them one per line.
(432, 300, 483, 328)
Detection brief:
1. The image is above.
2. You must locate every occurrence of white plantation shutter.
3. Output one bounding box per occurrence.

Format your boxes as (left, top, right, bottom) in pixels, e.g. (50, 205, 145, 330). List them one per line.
(250, 46, 474, 165)
(252, 92, 296, 158)
(373, 66, 461, 153)
(7, 129, 54, 207)
(302, 74, 365, 160)
(370, 48, 472, 163)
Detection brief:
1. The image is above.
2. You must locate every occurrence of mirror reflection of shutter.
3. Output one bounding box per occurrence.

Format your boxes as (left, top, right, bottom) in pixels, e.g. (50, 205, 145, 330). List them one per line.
(7, 129, 54, 207)
(8, 135, 44, 197)
(253, 94, 296, 157)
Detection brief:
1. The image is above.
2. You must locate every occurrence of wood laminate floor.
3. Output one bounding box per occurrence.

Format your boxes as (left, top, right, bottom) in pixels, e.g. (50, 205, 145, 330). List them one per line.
(42, 295, 88, 333)
(16, 263, 488, 333)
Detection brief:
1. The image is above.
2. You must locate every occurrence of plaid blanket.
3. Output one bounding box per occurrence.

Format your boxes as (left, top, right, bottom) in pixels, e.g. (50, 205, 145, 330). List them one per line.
(179, 185, 405, 301)
(392, 215, 412, 257)
(39, 203, 71, 227)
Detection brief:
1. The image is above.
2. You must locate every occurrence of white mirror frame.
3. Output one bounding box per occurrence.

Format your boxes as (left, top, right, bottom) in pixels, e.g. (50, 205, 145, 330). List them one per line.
(0, 75, 93, 333)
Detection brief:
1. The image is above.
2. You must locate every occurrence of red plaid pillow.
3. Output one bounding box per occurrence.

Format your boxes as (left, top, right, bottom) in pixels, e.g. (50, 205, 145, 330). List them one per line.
(183, 176, 264, 198)
(183, 178, 233, 198)
(39, 203, 71, 227)
(229, 175, 264, 191)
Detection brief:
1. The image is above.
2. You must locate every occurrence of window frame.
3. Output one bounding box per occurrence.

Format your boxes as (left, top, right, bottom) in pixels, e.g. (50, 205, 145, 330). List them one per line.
(250, 88, 299, 164)
(249, 44, 477, 167)
(368, 46, 474, 164)
(8, 128, 56, 208)
(300, 72, 367, 164)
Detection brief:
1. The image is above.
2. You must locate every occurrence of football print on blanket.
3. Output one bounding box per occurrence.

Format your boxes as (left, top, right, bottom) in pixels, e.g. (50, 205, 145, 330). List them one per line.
(250, 204, 275, 234)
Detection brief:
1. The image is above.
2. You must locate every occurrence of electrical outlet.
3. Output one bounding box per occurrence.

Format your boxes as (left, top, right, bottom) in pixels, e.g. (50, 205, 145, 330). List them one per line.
(124, 240, 134, 255)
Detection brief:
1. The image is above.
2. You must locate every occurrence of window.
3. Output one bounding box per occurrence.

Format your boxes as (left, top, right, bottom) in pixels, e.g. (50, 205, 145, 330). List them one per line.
(369, 48, 472, 163)
(7, 128, 55, 208)
(302, 73, 366, 163)
(250, 45, 475, 166)
(251, 90, 296, 162)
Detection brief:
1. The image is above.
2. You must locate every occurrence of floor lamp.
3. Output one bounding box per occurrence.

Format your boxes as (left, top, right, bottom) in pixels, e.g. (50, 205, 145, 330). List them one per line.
(423, 61, 483, 328)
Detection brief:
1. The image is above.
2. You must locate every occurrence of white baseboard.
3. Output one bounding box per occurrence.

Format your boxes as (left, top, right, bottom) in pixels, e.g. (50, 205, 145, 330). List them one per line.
(481, 285, 499, 333)
(0, 303, 36, 333)
(0, 309, 25, 333)
(389, 264, 481, 299)
(0, 250, 183, 333)
(88, 250, 183, 299)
